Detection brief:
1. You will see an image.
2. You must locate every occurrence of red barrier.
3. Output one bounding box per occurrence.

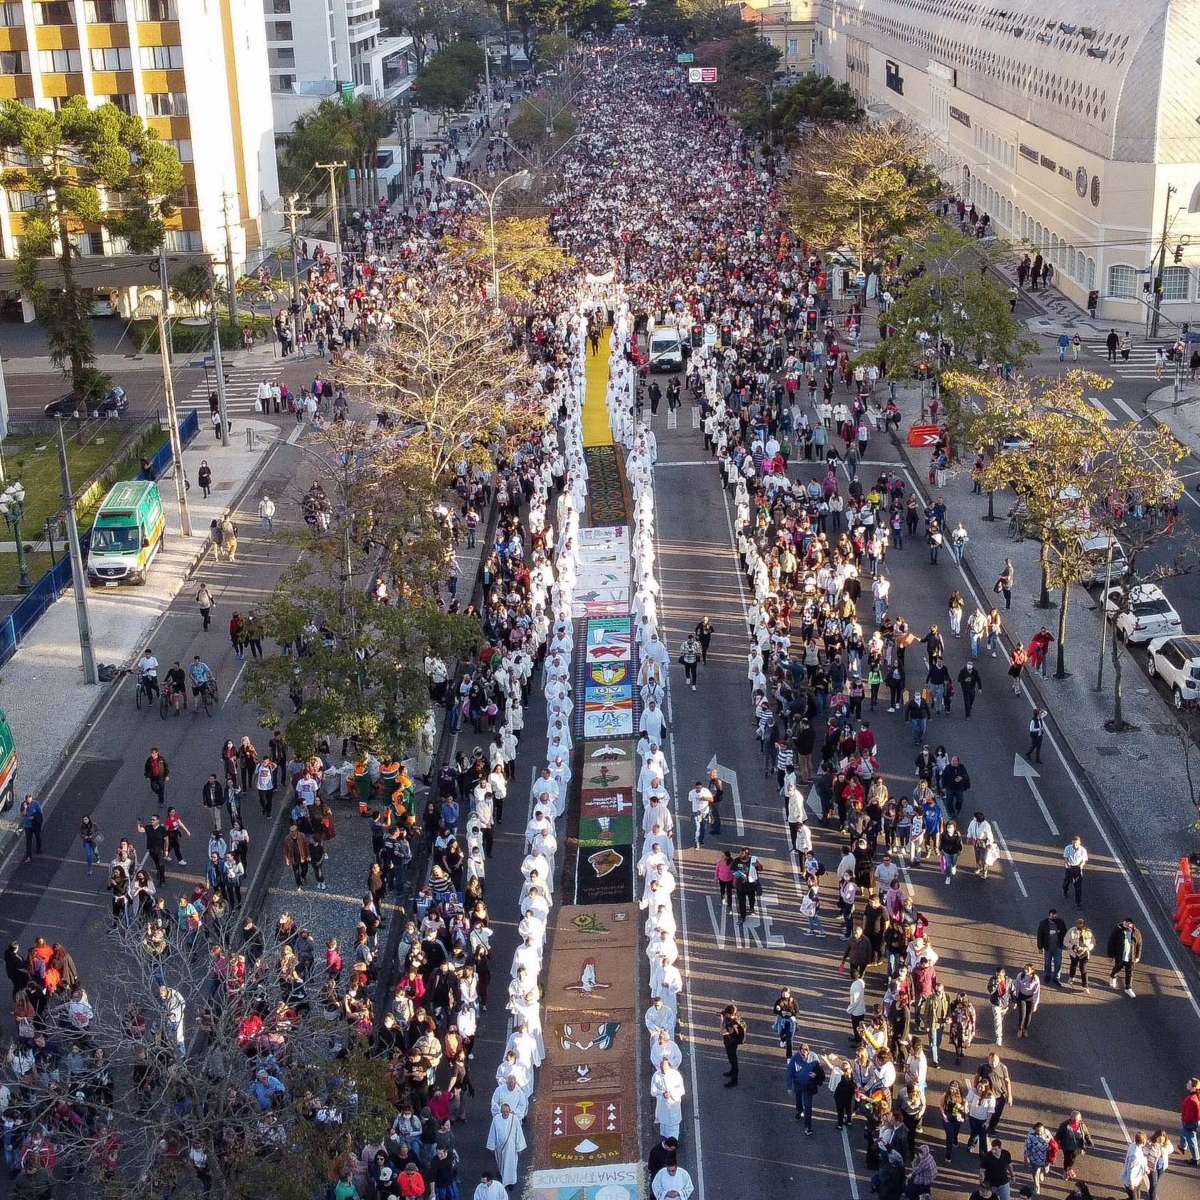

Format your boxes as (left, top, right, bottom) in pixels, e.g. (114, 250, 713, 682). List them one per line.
(908, 424, 943, 448)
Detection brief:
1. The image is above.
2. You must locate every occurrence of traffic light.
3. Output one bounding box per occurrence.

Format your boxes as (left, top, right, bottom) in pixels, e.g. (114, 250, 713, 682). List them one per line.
(1175, 244, 1185, 264)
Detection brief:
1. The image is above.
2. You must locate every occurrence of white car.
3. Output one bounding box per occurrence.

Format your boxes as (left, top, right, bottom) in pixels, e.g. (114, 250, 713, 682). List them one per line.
(1147, 635, 1200, 709)
(1104, 583, 1182, 644)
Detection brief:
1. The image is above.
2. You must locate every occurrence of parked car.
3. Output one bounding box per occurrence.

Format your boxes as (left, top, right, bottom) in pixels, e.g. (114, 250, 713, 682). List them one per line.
(1103, 583, 1183, 643)
(43, 386, 128, 420)
(1146, 635, 1200, 709)
(1074, 532, 1128, 586)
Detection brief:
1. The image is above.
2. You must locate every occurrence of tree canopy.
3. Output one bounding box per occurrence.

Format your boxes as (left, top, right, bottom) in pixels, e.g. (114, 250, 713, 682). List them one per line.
(278, 96, 394, 210)
(0, 96, 182, 393)
(771, 75, 863, 135)
(785, 120, 940, 266)
(445, 214, 572, 300)
(412, 43, 487, 115)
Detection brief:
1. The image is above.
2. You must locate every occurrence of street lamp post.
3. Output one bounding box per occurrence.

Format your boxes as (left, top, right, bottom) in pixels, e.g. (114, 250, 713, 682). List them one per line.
(0, 482, 31, 592)
(445, 170, 532, 311)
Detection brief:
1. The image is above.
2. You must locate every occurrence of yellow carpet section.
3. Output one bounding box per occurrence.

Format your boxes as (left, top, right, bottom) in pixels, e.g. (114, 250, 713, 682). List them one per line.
(581, 341, 613, 447)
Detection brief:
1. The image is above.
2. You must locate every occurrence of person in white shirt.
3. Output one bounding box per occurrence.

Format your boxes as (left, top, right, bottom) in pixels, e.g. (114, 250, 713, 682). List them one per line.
(645, 995, 677, 1040)
(651, 1063, 686, 1140)
(473, 1169, 508, 1200)
(489, 1077, 529, 1120)
(688, 782, 713, 848)
(1062, 834, 1088, 904)
(966, 811, 996, 878)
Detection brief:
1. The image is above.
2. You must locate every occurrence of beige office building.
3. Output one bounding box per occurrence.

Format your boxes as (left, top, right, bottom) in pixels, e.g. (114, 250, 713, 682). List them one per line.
(0, 0, 280, 316)
(813, 0, 1200, 326)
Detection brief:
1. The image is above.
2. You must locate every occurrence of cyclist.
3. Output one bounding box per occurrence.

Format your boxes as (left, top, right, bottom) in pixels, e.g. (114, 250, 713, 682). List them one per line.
(137, 647, 160, 702)
(188, 655, 214, 704)
(164, 661, 188, 711)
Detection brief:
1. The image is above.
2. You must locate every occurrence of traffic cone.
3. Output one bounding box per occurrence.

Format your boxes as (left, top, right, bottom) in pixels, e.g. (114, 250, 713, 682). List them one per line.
(1189, 922, 1200, 954)
(1181, 901, 1200, 943)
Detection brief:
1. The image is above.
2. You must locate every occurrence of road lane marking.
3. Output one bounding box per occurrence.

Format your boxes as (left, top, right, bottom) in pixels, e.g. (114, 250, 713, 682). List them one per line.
(705, 754, 745, 836)
(989, 819, 1027, 897)
(899, 457, 1200, 1024)
(1100, 1076, 1130, 1142)
(655, 479, 707, 1200)
(691, 407, 701, 430)
(1013, 754, 1060, 835)
(840, 1126, 862, 1200)
(1112, 398, 1140, 422)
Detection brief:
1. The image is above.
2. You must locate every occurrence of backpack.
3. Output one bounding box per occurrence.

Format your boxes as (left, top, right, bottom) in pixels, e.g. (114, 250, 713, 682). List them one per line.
(730, 1020, 746, 1046)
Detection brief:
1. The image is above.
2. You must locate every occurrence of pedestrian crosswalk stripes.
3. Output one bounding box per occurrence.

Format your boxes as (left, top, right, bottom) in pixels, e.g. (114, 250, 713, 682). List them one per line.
(183, 364, 270, 414)
(1077, 340, 1170, 380)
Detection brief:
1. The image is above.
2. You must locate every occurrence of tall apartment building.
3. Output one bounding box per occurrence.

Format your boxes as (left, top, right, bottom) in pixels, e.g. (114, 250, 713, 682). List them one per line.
(742, 0, 817, 76)
(0, 0, 280, 317)
(266, 0, 414, 137)
(813, 0, 1200, 326)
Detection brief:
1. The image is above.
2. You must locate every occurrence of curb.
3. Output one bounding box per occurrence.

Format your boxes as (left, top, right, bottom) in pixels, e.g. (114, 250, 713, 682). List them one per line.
(889, 426, 1200, 994)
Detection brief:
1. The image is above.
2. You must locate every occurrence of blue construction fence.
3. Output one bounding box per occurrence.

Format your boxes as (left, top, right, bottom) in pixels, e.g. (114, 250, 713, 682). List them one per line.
(0, 408, 200, 667)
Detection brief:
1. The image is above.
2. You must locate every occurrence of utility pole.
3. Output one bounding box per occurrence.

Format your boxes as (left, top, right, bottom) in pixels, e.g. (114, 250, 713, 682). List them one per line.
(208, 262, 230, 449)
(156, 309, 191, 537)
(283, 193, 310, 356)
(54, 418, 96, 685)
(222, 191, 239, 332)
(157, 241, 172, 363)
(316, 161, 347, 284)
(1149, 183, 1176, 340)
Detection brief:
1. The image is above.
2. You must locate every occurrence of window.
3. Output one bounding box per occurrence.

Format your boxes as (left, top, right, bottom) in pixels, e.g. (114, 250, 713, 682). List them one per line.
(91, 46, 132, 69)
(145, 91, 187, 115)
(1189, 182, 1200, 215)
(105, 93, 136, 114)
(787, 37, 798, 57)
(164, 229, 201, 251)
(0, 51, 26, 73)
(84, 0, 126, 18)
(267, 46, 295, 67)
(267, 19, 292, 39)
(266, 0, 290, 9)
(1162, 265, 1190, 301)
(134, 0, 176, 16)
(1107, 264, 1138, 299)
(1087, 258, 1096, 290)
(33, 1, 75, 24)
(271, 74, 297, 93)
(5, 191, 35, 212)
(81, 231, 105, 255)
(38, 48, 83, 71)
(165, 137, 192, 161)
(0, 3, 23, 25)
(139, 44, 183, 68)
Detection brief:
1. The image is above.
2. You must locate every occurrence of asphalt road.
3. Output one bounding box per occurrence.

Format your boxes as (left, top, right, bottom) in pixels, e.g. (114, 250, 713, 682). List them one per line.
(641, 384, 1199, 1200)
(0, 429, 305, 986)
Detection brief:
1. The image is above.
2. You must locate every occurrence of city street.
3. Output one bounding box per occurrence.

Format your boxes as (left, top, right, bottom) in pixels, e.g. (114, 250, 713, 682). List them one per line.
(640, 384, 1200, 1200)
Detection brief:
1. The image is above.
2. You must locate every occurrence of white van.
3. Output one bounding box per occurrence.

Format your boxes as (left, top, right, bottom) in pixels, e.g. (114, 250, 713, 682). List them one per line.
(647, 326, 684, 373)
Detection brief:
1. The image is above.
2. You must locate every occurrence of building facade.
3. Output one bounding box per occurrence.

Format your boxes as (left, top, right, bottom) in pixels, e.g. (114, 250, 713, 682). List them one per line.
(813, 0, 1200, 327)
(266, 0, 414, 137)
(0, 0, 280, 315)
(742, 0, 818, 76)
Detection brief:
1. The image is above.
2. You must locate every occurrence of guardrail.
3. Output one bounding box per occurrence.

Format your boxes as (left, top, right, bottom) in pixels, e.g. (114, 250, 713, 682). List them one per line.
(0, 409, 199, 668)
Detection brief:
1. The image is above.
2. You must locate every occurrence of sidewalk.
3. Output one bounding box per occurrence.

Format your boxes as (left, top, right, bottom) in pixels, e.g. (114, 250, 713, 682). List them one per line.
(0, 415, 279, 807)
(891, 383, 1197, 921)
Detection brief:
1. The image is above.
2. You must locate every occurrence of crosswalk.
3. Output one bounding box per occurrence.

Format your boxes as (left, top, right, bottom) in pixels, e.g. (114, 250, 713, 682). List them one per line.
(182, 361, 272, 416)
(1079, 339, 1175, 381)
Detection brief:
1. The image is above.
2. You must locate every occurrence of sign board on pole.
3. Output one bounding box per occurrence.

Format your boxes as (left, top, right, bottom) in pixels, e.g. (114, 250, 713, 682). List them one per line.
(677, 52, 694, 63)
(704, 322, 718, 347)
(688, 67, 718, 84)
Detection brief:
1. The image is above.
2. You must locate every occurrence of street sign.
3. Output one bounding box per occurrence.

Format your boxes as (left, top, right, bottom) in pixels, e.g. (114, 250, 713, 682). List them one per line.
(704, 322, 718, 347)
(688, 67, 717, 84)
(187, 357, 216, 369)
(677, 52, 694, 63)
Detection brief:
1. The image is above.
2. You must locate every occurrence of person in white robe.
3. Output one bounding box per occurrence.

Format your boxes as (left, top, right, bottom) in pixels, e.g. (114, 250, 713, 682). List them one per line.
(650, 1063, 685, 1139)
(486, 1105, 526, 1186)
(651, 1164, 694, 1200)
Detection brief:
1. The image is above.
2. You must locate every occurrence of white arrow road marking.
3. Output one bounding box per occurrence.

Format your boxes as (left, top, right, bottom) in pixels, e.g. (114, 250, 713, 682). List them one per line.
(1013, 754, 1060, 835)
(990, 819, 1028, 897)
(706, 753, 745, 835)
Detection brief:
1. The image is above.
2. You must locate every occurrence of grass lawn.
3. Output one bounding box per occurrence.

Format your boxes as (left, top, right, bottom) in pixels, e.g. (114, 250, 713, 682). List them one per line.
(0, 429, 127, 536)
(0, 551, 56, 598)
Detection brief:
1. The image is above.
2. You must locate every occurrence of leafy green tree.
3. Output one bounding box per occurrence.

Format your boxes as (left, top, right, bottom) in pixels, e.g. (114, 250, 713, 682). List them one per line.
(712, 27, 781, 111)
(279, 96, 394, 211)
(863, 226, 1035, 386)
(0, 97, 182, 396)
(771, 75, 863, 137)
(413, 44, 484, 118)
(785, 119, 940, 267)
(383, 0, 484, 60)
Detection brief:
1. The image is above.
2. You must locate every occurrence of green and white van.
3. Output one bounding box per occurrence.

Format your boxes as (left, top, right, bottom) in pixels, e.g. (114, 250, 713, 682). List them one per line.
(0, 710, 17, 810)
(87, 480, 166, 586)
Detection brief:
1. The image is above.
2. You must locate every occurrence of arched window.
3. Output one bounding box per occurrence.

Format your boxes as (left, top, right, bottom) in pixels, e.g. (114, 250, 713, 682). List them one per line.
(1035, 221, 1043, 246)
(1162, 265, 1190, 301)
(1087, 258, 1096, 290)
(1188, 182, 1200, 214)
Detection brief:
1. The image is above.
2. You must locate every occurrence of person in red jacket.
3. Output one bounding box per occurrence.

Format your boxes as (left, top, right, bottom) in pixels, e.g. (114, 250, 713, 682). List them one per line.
(397, 1161, 426, 1199)
(1181, 1077, 1200, 1165)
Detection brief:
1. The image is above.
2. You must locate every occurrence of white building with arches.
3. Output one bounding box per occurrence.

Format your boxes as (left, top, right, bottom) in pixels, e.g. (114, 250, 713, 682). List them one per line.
(811, 0, 1200, 328)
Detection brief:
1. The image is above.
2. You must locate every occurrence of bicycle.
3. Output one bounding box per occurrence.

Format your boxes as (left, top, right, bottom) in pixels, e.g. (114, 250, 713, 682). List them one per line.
(134, 672, 157, 711)
(200, 677, 220, 717)
(159, 682, 186, 720)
